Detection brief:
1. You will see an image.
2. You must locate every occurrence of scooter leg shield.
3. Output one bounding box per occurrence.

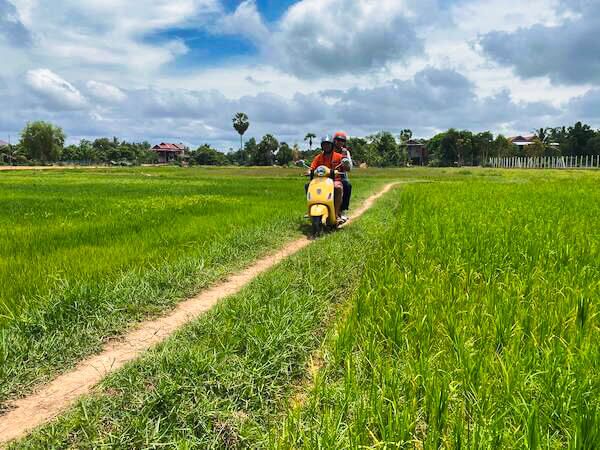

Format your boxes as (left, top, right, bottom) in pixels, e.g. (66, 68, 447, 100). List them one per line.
(310, 204, 329, 224)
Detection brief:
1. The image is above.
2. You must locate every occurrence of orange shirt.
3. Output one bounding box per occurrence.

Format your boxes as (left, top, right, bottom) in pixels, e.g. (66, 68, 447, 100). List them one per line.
(311, 151, 345, 179)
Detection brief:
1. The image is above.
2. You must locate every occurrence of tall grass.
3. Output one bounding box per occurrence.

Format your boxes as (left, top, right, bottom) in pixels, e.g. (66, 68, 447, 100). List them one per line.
(0, 166, 388, 407)
(12, 191, 396, 449)
(275, 177, 599, 448)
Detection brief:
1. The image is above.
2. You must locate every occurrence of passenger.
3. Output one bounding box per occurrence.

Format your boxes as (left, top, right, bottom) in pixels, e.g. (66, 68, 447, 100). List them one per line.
(333, 131, 353, 221)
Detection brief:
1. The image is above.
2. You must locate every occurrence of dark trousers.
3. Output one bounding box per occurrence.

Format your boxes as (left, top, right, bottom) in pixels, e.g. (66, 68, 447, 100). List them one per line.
(341, 179, 352, 211)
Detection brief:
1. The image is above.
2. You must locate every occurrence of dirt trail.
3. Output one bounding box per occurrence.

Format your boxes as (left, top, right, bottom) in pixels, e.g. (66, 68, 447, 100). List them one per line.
(0, 182, 399, 446)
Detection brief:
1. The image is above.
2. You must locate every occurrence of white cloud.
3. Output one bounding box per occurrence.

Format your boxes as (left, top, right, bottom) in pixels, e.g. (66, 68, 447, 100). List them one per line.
(8, 0, 214, 82)
(217, 0, 268, 42)
(2, 0, 600, 147)
(269, 0, 423, 78)
(86, 80, 127, 103)
(26, 68, 87, 110)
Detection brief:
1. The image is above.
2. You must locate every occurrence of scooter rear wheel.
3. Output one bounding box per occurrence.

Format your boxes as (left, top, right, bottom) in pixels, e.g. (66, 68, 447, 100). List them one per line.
(311, 216, 323, 237)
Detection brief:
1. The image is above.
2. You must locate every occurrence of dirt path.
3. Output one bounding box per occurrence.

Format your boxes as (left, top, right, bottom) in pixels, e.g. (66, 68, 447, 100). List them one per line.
(0, 182, 399, 446)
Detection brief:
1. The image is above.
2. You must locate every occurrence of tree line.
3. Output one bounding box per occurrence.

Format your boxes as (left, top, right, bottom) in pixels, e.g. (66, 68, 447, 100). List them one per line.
(426, 122, 600, 167)
(2, 120, 599, 167)
(0, 121, 157, 165)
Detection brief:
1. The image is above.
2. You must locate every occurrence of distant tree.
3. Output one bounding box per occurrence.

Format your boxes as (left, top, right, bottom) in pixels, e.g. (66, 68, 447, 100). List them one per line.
(61, 144, 81, 161)
(0, 143, 26, 165)
(474, 131, 494, 165)
(584, 135, 600, 156)
(255, 134, 278, 166)
(233, 113, 250, 151)
(20, 121, 65, 162)
(347, 137, 368, 164)
(563, 121, 594, 156)
(440, 129, 460, 165)
(399, 129, 413, 143)
(456, 131, 474, 166)
(276, 142, 293, 166)
(533, 127, 549, 144)
(92, 137, 117, 161)
(291, 143, 301, 161)
(73, 140, 93, 162)
(228, 147, 248, 165)
(192, 144, 229, 166)
(548, 126, 566, 141)
(368, 132, 405, 167)
(304, 133, 316, 152)
(243, 138, 259, 165)
(525, 138, 545, 157)
(399, 129, 412, 165)
(494, 134, 513, 158)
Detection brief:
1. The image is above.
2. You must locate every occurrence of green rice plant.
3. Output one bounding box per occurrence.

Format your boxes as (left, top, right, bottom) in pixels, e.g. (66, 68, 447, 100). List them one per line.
(273, 175, 599, 449)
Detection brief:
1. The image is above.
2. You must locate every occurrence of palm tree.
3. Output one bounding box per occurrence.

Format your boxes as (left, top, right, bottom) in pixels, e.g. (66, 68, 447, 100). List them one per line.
(533, 127, 548, 144)
(399, 129, 413, 144)
(233, 113, 250, 151)
(4, 144, 23, 165)
(304, 133, 316, 152)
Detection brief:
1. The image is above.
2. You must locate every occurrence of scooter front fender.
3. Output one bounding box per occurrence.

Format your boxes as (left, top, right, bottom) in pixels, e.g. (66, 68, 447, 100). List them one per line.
(310, 204, 329, 224)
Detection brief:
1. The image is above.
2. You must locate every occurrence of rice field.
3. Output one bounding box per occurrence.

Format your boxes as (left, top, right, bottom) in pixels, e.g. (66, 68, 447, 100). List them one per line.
(8, 168, 599, 448)
(276, 176, 599, 448)
(0, 166, 389, 407)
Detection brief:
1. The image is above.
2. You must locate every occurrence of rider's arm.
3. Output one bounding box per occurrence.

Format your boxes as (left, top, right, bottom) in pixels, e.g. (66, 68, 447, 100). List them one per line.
(344, 149, 353, 171)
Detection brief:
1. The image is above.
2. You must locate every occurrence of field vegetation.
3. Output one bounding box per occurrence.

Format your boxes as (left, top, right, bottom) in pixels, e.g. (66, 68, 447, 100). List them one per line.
(9, 168, 599, 448)
(0, 166, 388, 407)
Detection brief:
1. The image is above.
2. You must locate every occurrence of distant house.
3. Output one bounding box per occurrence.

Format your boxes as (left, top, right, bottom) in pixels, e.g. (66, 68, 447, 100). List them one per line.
(509, 136, 560, 151)
(151, 143, 188, 163)
(509, 136, 536, 147)
(406, 139, 428, 166)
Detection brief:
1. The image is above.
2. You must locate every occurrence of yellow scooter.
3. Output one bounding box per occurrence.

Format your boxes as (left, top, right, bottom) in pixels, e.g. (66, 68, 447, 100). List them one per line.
(298, 160, 347, 237)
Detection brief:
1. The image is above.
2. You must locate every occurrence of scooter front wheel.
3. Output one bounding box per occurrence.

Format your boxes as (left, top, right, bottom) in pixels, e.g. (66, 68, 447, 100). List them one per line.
(311, 216, 323, 237)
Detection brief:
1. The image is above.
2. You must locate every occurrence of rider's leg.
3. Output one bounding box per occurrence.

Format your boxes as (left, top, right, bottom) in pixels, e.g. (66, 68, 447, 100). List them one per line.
(341, 179, 352, 212)
(334, 181, 343, 220)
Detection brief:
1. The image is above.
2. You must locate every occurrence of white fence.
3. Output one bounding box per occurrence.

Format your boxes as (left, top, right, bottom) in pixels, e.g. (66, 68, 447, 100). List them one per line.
(489, 155, 600, 169)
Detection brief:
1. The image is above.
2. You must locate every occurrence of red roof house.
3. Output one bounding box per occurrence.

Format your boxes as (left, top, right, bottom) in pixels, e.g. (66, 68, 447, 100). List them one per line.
(509, 136, 536, 146)
(151, 143, 188, 163)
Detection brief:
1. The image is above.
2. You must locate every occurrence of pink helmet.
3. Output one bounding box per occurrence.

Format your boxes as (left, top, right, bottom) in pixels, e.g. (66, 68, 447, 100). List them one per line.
(333, 131, 348, 142)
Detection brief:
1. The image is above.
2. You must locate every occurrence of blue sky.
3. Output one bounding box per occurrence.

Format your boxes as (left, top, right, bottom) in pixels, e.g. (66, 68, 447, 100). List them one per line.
(1, 0, 599, 148)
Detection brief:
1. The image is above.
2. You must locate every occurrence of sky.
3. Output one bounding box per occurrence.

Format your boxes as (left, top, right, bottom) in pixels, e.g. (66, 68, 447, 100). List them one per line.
(1, 0, 600, 149)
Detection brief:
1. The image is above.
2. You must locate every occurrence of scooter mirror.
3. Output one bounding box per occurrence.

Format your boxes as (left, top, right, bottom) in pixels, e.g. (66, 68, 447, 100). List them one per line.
(296, 160, 305, 167)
